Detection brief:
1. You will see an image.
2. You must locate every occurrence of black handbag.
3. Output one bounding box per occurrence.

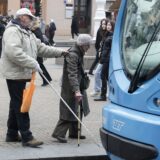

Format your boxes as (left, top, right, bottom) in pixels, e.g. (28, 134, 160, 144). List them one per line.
(80, 63, 90, 90)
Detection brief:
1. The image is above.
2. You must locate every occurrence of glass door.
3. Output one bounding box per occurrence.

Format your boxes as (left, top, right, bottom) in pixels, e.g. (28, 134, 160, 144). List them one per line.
(0, 0, 8, 16)
(74, 0, 91, 33)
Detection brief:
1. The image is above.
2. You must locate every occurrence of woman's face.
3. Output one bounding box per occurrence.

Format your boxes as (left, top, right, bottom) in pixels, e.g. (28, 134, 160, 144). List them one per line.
(101, 20, 107, 30)
(106, 22, 112, 32)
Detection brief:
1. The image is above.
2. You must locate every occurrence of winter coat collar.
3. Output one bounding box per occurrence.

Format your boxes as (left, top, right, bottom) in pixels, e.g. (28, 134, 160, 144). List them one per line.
(6, 19, 32, 36)
(69, 44, 84, 57)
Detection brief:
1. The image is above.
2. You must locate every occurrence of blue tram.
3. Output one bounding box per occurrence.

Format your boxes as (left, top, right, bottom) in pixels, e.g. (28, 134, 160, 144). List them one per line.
(100, 0, 160, 159)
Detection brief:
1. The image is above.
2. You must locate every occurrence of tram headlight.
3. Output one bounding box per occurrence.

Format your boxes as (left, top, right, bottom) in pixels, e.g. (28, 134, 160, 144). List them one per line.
(154, 98, 160, 107)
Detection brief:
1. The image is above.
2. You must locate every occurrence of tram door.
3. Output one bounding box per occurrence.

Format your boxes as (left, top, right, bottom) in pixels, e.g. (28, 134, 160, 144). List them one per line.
(0, 0, 8, 16)
(74, 0, 91, 33)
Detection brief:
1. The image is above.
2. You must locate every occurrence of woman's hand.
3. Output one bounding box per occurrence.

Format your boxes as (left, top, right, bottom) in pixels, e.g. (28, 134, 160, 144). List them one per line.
(75, 91, 83, 103)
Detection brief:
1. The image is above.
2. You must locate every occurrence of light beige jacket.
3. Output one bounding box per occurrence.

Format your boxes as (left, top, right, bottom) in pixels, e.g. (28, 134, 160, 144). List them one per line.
(1, 22, 64, 80)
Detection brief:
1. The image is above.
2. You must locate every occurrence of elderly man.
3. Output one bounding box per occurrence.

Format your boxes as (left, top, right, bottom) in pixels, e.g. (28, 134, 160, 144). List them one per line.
(52, 34, 91, 143)
(1, 8, 68, 147)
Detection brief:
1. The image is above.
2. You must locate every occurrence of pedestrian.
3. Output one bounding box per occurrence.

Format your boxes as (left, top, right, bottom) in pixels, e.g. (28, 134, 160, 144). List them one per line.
(88, 21, 104, 75)
(31, 17, 52, 86)
(49, 19, 56, 46)
(71, 15, 79, 39)
(94, 20, 115, 101)
(90, 18, 108, 97)
(1, 8, 68, 148)
(52, 34, 91, 143)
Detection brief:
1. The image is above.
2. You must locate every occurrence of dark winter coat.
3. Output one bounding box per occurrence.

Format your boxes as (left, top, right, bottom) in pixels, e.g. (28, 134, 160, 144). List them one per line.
(100, 32, 113, 64)
(32, 27, 47, 63)
(95, 28, 102, 51)
(59, 44, 90, 121)
(49, 22, 56, 33)
(32, 27, 45, 43)
(71, 16, 79, 34)
(32, 28, 48, 63)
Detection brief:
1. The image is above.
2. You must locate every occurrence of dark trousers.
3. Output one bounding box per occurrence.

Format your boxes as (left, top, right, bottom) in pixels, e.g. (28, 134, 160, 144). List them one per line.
(53, 108, 83, 137)
(71, 31, 79, 39)
(89, 51, 99, 73)
(6, 80, 33, 143)
(100, 63, 109, 97)
(37, 57, 52, 84)
(49, 31, 55, 45)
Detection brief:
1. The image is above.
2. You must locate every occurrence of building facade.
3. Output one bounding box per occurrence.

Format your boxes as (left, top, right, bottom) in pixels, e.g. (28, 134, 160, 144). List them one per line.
(0, 0, 120, 36)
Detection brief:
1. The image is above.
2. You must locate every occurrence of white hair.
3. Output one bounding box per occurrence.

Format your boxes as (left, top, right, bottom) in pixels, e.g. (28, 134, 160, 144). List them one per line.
(76, 34, 92, 46)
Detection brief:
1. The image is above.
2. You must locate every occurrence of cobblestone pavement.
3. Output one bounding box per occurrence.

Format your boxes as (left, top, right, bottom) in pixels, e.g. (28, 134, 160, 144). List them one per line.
(0, 58, 107, 159)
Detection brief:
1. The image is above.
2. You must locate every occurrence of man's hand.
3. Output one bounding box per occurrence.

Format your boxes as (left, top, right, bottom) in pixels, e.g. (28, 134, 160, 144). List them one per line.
(61, 51, 69, 56)
(75, 91, 83, 103)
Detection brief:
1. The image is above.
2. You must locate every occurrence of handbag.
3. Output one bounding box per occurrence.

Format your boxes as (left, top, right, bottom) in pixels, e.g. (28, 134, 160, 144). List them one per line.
(80, 63, 90, 90)
(20, 73, 36, 113)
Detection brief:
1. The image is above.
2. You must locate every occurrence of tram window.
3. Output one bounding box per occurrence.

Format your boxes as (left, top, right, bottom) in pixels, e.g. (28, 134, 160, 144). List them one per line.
(122, 0, 160, 81)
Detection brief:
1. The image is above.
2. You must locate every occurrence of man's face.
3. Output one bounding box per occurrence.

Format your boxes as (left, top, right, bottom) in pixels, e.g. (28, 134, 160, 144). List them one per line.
(19, 15, 32, 28)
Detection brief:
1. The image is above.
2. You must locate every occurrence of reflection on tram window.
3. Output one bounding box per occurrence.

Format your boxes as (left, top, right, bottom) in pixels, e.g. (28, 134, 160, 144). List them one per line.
(122, 0, 160, 80)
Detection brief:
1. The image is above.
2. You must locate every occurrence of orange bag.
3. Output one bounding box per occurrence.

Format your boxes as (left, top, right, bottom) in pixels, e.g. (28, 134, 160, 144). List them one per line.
(20, 73, 36, 113)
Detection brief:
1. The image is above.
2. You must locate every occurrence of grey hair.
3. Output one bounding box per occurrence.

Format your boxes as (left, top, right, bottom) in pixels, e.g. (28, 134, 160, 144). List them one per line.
(76, 34, 92, 46)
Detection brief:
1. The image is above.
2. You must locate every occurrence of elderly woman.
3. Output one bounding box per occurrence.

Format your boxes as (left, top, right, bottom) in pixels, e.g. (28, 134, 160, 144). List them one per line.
(52, 34, 92, 143)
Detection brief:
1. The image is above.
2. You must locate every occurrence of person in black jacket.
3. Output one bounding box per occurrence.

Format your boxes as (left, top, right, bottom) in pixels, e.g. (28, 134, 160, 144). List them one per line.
(31, 18, 52, 86)
(71, 15, 79, 39)
(94, 20, 115, 101)
(88, 19, 108, 75)
(49, 19, 56, 46)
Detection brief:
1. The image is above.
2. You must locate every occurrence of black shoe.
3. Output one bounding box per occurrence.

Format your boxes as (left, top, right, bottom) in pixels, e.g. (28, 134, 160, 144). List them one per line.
(6, 135, 21, 142)
(69, 135, 86, 139)
(22, 138, 43, 147)
(94, 96, 106, 101)
(88, 71, 94, 75)
(52, 134, 67, 143)
(41, 83, 49, 86)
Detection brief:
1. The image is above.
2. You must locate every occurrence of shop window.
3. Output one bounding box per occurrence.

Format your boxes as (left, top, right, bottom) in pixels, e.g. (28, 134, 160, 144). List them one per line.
(20, 0, 41, 16)
(0, 0, 8, 16)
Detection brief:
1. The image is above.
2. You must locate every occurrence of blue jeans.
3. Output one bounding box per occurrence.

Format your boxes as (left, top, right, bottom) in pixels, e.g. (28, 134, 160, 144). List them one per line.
(94, 63, 102, 92)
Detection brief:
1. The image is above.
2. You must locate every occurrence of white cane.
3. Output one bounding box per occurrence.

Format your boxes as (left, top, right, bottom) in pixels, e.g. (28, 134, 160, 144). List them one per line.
(39, 71, 101, 147)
